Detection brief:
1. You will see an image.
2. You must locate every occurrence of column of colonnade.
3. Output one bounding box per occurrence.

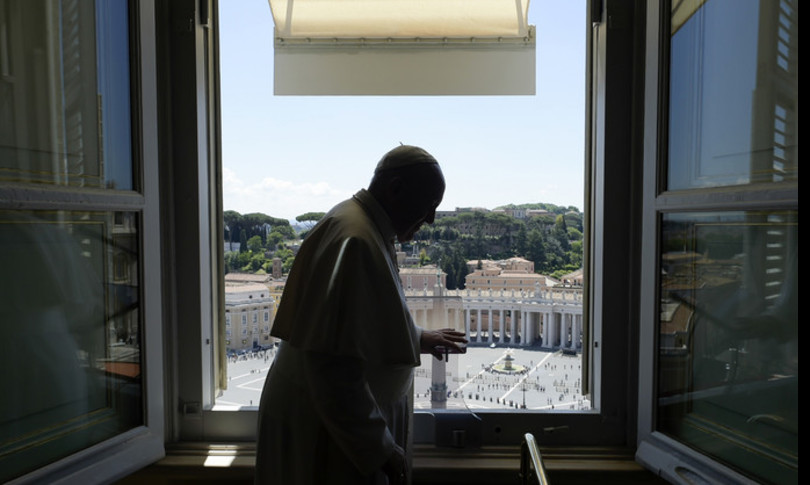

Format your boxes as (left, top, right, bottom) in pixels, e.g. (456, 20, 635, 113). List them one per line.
(497, 307, 506, 344)
(540, 311, 550, 347)
(487, 308, 494, 343)
(411, 306, 466, 332)
(510, 312, 517, 346)
(521, 309, 529, 346)
(567, 313, 575, 349)
(452, 303, 582, 350)
(541, 311, 584, 350)
(551, 311, 559, 348)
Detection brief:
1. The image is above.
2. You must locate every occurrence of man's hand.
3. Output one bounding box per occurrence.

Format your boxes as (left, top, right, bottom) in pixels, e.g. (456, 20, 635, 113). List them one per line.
(382, 444, 407, 485)
(420, 328, 468, 360)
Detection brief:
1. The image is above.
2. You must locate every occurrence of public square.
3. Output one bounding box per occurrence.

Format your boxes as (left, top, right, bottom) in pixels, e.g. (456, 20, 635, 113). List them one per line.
(215, 345, 590, 412)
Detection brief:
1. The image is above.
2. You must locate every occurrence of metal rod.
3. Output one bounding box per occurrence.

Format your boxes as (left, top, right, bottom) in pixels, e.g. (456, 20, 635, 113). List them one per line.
(519, 433, 550, 485)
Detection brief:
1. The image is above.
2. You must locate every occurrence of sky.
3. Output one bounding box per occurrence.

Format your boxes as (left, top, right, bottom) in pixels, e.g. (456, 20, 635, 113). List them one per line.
(219, 1, 586, 221)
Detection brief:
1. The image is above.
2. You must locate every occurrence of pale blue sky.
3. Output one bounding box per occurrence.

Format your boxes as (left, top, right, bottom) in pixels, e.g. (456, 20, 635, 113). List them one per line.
(219, 1, 585, 220)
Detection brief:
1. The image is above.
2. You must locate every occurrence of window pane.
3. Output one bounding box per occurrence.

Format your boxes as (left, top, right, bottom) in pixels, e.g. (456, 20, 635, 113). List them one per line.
(657, 210, 797, 483)
(0, 209, 142, 482)
(668, 0, 798, 189)
(0, 0, 133, 189)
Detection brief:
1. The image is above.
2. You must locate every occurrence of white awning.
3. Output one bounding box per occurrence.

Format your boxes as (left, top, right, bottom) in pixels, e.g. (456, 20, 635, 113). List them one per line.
(267, 0, 535, 95)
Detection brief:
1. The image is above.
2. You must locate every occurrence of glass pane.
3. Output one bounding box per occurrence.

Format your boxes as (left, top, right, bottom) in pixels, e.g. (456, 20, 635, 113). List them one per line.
(0, 0, 133, 189)
(668, 0, 798, 189)
(0, 209, 142, 482)
(657, 210, 797, 483)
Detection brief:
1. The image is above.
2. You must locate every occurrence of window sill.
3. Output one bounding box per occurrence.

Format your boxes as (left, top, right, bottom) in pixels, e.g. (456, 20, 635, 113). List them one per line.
(114, 443, 666, 485)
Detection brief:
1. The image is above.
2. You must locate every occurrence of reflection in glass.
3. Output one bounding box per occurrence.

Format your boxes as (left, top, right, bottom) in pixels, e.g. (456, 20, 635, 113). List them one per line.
(0, 210, 142, 482)
(668, 0, 798, 189)
(0, 0, 133, 189)
(657, 211, 797, 483)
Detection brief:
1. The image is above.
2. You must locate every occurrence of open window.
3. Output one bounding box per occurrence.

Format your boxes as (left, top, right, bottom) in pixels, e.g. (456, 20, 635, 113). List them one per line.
(191, 0, 642, 454)
(0, 1, 164, 483)
(636, 0, 798, 483)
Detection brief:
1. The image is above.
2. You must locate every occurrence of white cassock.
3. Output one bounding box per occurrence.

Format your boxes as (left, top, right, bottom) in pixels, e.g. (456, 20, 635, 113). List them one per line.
(255, 189, 422, 485)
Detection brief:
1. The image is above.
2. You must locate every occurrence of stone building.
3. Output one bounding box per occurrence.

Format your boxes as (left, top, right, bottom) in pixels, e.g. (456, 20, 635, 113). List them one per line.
(224, 284, 276, 352)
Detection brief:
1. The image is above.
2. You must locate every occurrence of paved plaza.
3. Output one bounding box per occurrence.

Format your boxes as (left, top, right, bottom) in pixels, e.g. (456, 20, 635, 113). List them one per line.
(413, 345, 589, 411)
(215, 345, 590, 412)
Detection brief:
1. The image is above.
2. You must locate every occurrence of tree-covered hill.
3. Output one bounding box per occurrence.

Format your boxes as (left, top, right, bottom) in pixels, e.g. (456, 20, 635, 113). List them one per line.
(222, 204, 584, 286)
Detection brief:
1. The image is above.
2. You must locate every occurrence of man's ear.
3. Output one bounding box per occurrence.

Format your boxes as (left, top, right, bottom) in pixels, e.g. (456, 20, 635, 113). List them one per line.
(387, 175, 405, 200)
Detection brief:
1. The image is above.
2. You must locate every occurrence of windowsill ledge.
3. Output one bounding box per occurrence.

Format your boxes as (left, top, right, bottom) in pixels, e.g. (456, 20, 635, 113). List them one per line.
(115, 443, 667, 485)
(412, 445, 666, 484)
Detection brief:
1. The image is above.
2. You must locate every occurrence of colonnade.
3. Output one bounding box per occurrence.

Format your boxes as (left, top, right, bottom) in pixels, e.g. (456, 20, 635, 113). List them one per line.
(405, 288, 583, 351)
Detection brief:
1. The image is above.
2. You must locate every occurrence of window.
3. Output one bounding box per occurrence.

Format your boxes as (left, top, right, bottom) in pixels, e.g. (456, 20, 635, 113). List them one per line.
(0, 0, 646, 478)
(636, 0, 798, 483)
(18, 0, 800, 482)
(0, 1, 164, 482)
(199, 0, 644, 452)
(6, 0, 797, 482)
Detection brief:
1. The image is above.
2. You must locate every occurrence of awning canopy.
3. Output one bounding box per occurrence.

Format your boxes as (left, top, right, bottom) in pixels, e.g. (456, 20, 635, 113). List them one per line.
(267, 0, 536, 95)
(269, 0, 531, 39)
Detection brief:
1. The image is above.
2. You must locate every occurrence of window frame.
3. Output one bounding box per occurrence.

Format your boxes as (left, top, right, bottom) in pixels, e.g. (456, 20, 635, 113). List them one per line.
(634, 0, 799, 483)
(162, 0, 647, 452)
(2, 1, 165, 483)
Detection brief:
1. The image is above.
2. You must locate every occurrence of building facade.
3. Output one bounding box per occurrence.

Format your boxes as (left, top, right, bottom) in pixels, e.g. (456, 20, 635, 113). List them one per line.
(224, 284, 276, 352)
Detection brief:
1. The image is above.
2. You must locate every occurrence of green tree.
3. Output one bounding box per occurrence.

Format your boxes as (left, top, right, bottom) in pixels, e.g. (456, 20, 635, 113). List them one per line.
(472, 212, 485, 259)
(247, 235, 264, 254)
(239, 229, 248, 253)
(552, 214, 571, 252)
(249, 253, 265, 272)
(224, 251, 240, 274)
(274, 223, 295, 240)
(296, 212, 325, 230)
(274, 246, 295, 274)
(568, 240, 583, 268)
(514, 223, 528, 257)
(525, 229, 546, 270)
(439, 245, 469, 290)
(542, 237, 566, 273)
(266, 231, 284, 248)
(224, 210, 242, 248)
(237, 250, 252, 270)
(419, 248, 430, 266)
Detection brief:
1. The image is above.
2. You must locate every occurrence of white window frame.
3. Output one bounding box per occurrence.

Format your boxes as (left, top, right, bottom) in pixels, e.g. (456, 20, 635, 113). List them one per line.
(634, 1, 798, 483)
(163, 0, 646, 452)
(4, 2, 165, 483)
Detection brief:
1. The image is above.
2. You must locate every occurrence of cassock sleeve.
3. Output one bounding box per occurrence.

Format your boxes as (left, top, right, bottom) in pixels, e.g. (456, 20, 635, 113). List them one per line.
(301, 350, 395, 476)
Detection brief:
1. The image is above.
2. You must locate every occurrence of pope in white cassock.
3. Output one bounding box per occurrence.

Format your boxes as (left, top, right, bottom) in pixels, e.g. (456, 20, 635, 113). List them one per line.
(255, 146, 467, 485)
